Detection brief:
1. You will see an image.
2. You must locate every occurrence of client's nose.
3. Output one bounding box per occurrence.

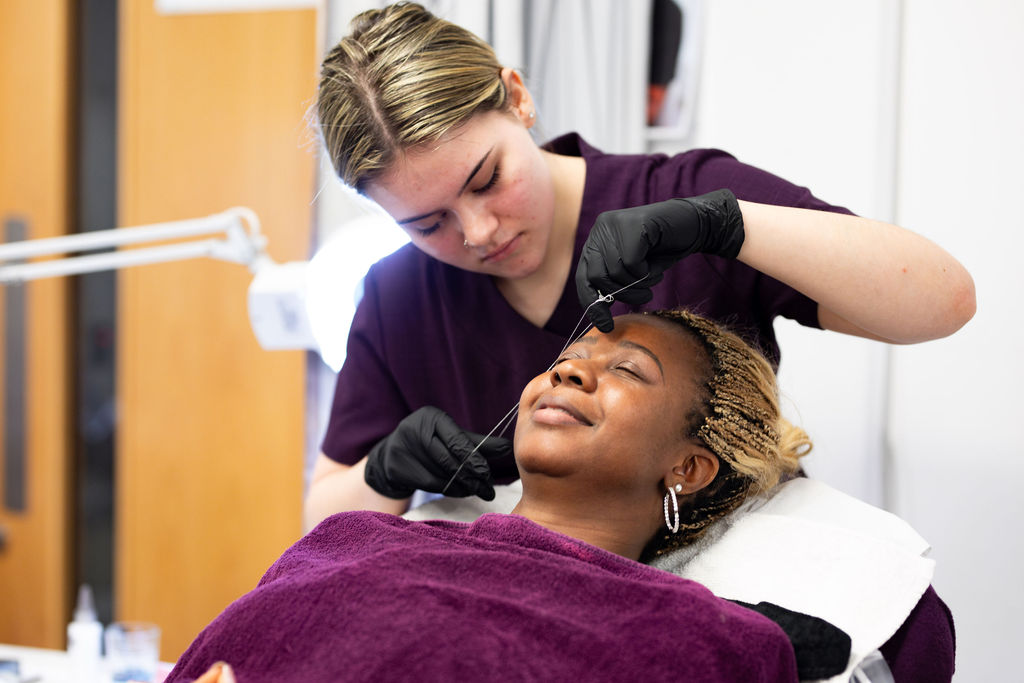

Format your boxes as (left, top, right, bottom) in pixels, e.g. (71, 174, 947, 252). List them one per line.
(552, 370, 583, 386)
(549, 359, 596, 392)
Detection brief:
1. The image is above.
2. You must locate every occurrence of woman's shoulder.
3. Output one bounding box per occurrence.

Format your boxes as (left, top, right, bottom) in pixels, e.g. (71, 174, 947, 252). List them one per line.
(557, 133, 763, 207)
(363, 241, 432, 287)
(544, 131, 736, 165)
(361, 242, 492, 313)
(552, 132, 849, 212)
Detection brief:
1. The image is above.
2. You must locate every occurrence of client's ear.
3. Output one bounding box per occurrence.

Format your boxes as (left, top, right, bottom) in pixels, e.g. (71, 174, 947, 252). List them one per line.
(667, 448, 719, 495)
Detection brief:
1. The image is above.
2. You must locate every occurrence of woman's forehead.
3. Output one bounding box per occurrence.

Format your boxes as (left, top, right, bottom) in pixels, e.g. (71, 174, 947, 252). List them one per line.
(591, 314, 688, 342)
(365, 124, 497, 210)
(583, 315, 701, 366)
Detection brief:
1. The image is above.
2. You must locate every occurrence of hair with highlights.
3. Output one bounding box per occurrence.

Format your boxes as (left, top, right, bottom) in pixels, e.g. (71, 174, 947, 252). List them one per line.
(642, 309, 812, 559)
(317, 2, 508, 191)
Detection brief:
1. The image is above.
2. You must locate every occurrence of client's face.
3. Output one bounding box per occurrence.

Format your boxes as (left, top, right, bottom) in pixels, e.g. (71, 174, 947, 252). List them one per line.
(515, 315, 701, 490)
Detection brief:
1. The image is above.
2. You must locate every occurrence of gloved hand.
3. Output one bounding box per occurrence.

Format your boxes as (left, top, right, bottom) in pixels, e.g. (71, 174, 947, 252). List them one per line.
(363, 406, 514, 500)
(575, 188, 745, 332)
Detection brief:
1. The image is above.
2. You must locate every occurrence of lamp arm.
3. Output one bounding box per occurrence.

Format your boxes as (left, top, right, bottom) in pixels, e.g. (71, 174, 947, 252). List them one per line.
(0, 207, 266, 284)
(0, 205, 324, 354)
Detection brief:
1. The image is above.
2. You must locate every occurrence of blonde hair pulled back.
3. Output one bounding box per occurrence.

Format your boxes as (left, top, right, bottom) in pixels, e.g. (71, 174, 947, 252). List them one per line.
(317, 2, 508, 190)
(643, 309, 812, 558)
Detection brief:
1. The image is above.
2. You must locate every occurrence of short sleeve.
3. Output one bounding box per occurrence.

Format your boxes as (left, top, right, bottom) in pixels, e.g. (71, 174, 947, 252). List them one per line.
(320, 267, 409, 465)
(675, 148, 855, 216)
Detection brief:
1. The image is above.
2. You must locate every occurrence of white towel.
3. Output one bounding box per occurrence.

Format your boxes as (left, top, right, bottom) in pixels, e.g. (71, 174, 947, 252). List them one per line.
(651, 478, 935, 682)
(403, 480, 522, 522)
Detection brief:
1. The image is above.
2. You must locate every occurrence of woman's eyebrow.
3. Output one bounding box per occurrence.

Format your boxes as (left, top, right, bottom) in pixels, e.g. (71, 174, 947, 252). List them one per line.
(397, 210, 438, 226)
(459, 147, 493, 193)
(396, 147, 494, 225)
(573, 337, 665, 378)
(395, 209, 436, 225)
(619, 340, 664, 377)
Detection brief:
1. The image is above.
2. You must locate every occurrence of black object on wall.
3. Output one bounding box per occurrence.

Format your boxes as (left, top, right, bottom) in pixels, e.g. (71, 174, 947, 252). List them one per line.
(75, 0, 118, 626)
(3, 218, 27, 513)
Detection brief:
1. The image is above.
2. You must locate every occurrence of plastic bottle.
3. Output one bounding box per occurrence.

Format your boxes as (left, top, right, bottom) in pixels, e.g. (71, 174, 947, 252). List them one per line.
(67, 584, 103, 682)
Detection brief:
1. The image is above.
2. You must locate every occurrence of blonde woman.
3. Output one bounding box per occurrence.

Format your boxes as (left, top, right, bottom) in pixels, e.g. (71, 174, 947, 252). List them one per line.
(305, 2, 975, 530)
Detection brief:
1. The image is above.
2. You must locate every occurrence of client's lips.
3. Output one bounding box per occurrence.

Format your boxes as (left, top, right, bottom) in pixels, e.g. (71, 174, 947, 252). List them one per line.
(533, 396, 592, 426)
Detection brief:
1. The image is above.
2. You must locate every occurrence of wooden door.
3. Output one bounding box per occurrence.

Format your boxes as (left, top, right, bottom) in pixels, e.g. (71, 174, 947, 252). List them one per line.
(0, 0, 74, 649)
(117, 2, 318, 661)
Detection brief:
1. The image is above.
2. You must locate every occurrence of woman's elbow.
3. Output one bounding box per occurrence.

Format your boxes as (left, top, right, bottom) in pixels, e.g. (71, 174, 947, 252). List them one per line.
(940, 267, 977, 337)
(890, 265, 976, 344)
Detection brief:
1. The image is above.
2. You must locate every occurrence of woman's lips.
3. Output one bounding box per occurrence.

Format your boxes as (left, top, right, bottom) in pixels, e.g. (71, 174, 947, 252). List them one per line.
(482, 234, 521, 263)
(533, 397, 592, 426)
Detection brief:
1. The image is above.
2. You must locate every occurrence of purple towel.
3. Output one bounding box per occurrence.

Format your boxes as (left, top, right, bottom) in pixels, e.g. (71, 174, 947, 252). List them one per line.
(166, 512, 798, 682)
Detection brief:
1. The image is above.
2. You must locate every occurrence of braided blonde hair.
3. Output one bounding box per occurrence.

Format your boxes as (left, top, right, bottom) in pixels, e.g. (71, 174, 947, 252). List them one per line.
(317, 2, 508, 191)
(642, 309, 812, 559)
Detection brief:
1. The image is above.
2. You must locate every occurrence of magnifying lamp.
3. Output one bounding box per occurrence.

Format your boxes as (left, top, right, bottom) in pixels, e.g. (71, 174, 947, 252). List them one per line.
(0, 207, 408, 371)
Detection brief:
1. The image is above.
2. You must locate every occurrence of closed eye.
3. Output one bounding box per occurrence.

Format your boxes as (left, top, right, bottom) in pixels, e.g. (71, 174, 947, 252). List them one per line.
(472, 164, 501, 194)
(414, 211, 446, 237)
(615, 363, 644, 380)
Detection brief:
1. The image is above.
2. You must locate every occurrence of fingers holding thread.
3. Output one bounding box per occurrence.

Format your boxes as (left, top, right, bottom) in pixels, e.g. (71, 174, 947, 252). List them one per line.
(441, 403, 519, 496)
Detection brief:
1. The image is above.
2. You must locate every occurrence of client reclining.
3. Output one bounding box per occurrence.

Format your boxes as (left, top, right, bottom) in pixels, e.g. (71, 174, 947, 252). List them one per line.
(166, 310, 908, 682)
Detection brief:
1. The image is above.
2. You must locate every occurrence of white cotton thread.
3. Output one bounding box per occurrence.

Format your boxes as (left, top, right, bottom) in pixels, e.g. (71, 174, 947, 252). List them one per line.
(440, 276, 650, 495)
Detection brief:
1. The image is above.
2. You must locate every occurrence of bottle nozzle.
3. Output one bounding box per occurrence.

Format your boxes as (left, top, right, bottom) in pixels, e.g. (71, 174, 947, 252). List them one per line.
(73, 584, 98, 622)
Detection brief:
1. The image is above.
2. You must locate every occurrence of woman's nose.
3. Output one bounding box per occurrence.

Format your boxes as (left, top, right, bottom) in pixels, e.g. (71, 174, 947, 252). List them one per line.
(549, 359, 597, 392)
(460, 202, 499, 248)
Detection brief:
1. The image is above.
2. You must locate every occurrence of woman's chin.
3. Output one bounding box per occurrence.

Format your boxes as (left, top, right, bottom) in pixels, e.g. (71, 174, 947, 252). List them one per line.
(515, 451, 576, 480)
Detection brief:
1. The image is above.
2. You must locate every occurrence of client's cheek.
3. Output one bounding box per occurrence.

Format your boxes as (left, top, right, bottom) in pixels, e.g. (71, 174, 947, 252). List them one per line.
(518, 374, 547, 407)
(514, 375, 549, 448)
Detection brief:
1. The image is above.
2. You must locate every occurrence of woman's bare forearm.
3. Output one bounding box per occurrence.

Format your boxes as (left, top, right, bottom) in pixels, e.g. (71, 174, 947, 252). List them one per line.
(736, 200, 976, 343)
(303, 454, 409, 533)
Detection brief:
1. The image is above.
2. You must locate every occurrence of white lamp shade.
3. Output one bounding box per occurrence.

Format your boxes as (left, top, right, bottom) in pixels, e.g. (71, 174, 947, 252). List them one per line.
(247, 259, 317, 351)
(304, 214, 410, 371)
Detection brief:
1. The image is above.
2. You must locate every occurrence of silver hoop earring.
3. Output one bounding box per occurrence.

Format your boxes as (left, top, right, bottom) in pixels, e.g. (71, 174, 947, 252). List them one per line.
(663, 484, 682, 534)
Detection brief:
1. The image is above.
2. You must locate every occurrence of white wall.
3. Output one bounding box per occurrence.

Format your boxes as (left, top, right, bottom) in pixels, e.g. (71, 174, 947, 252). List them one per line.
(891, 2, 1024, 679)
(691, 0, 898, 506)
(692, 1, 1024, 679)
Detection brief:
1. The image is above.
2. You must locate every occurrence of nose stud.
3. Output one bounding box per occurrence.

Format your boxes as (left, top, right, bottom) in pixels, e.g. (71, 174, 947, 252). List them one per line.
(463, 239, 470, 249)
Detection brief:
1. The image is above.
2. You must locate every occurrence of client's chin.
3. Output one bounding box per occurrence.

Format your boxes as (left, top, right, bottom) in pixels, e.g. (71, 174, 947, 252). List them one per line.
(513, 448, 577, 480)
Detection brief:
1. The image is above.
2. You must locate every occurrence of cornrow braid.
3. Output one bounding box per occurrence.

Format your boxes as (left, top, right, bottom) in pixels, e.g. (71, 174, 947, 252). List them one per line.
(641, 309, 812, 560)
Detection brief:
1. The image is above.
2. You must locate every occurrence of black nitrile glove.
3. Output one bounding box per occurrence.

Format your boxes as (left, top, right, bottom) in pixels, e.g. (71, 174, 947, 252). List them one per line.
(364, 406, 513, 500)
(575, 188, 745, 332)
